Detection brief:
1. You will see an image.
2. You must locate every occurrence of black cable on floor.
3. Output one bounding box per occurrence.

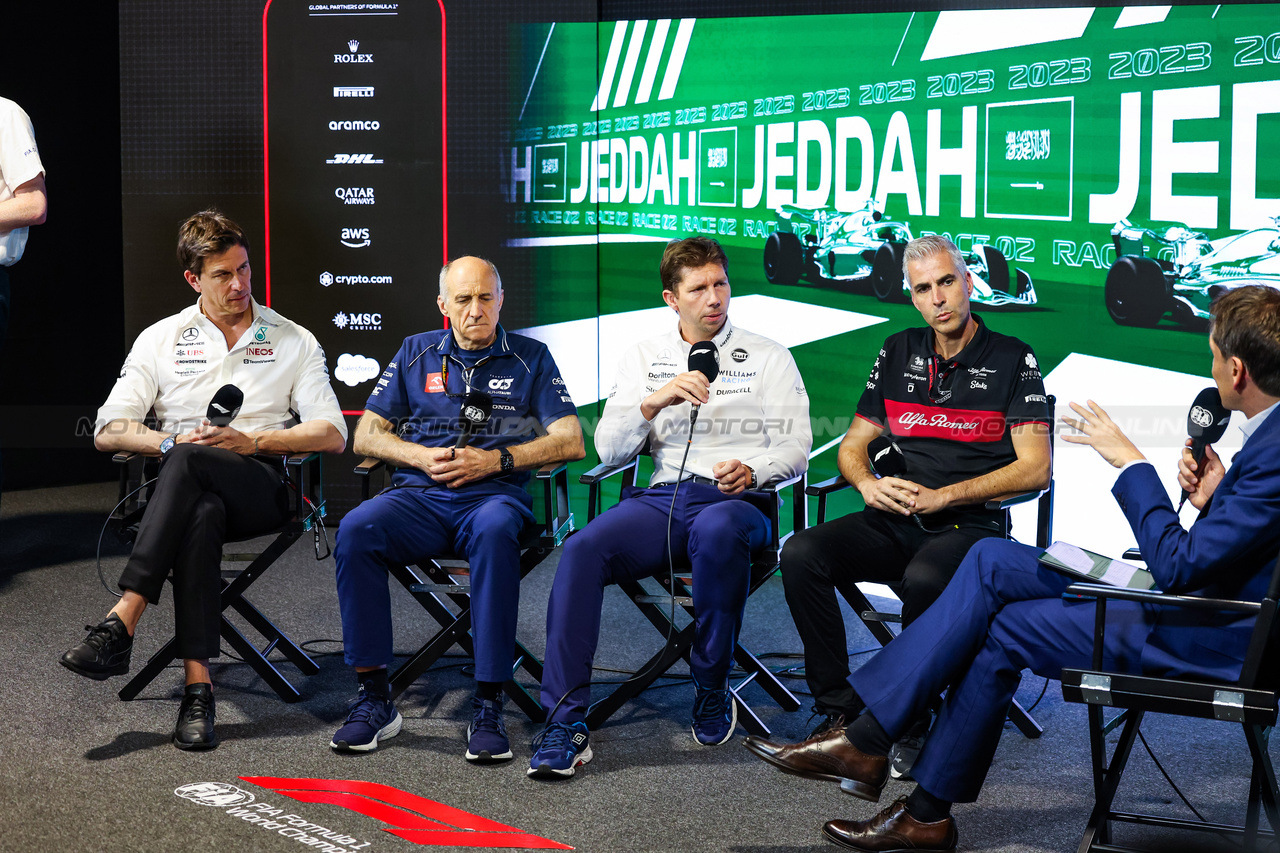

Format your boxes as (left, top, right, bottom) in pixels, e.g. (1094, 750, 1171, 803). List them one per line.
(1136, 727, 1243, 849)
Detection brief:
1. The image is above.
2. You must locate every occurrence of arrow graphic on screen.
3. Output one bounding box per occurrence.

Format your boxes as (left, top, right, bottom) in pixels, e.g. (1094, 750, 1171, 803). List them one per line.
(1010, 182, 1045, 189)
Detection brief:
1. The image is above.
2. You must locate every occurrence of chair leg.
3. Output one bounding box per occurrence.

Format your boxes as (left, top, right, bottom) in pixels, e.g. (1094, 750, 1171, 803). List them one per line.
(732, 643, 801, 713)
(118, 636, 181, 701)
(1007, 697, 1044, 739)
(1245, 724, 1280, 841)
(227, 593, 319, 675)
(219, 616, 302, 702)
(586, 627, 693, 730)
(1076, 706, 1142, 853)
(390, 609, 474, 700)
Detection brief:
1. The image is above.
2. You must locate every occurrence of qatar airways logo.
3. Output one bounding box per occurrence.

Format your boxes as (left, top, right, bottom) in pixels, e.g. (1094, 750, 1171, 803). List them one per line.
(898, 412, 979, 431)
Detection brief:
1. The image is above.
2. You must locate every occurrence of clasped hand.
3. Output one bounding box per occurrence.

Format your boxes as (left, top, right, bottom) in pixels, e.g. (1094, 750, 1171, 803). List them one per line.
(185, 418, 256, 455)
(422, 445, 497, 488)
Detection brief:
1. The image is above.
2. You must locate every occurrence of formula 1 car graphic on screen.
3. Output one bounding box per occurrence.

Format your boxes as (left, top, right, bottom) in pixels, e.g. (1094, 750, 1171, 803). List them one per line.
(1105, 216, 1280, 328)
(761, 200, 1036, 307)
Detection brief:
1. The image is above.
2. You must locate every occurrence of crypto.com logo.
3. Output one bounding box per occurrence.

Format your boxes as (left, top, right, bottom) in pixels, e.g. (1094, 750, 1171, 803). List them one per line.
(240, 777, 571, 849)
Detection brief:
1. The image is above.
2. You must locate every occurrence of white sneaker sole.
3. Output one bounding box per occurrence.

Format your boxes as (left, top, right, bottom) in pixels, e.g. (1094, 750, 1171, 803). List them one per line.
(526, 744, 593, 779)
(330, 710, 402, 753)
(692, 696, 738, 746)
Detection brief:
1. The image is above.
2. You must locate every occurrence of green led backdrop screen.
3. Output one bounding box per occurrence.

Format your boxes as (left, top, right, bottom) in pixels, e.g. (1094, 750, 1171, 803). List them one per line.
(499, 4, 1280, 555)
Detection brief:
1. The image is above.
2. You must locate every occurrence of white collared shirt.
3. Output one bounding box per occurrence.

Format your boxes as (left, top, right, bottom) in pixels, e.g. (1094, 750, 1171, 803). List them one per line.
(96, 297, 348, 441)
(596, 319, 811, 487)
(1240, 400, 1280, 445)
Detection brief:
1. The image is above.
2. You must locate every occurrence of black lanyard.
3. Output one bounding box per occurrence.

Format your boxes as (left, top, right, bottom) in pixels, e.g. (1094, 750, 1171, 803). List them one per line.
(927, 355, 959, 404)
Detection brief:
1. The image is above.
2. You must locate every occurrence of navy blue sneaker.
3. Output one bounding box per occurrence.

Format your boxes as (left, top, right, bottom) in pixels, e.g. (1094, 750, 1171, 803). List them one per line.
(527, 721, 592, 779)
(691, 677, 737, 745)
(330, 687, 402, 753)
(466, 696, 513, 763)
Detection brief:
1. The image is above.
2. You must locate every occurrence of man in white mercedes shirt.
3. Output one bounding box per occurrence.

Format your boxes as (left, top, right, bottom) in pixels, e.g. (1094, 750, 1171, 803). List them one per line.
(528, 236, 811, 779)
(60, 210, 347, 750)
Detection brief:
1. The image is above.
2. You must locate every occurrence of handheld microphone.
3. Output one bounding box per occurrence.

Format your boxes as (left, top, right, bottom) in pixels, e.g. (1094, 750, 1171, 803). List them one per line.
(456, 391, 493, 449)
(687, 341, 720, 430)
(868, 435, 906, 478)
(207, 384, 244, 427)
(1180, 386, 1231, 509)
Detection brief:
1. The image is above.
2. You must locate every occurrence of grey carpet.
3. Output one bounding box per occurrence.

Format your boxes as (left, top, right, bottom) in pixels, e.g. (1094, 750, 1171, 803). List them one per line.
(0, 482, 1269, 852)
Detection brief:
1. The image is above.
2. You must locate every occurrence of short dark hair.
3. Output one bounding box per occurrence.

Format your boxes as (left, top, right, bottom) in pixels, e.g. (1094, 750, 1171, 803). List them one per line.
(660, 236, 729, 294)
(1211, 285, 1280, 396)
(177, 210, 249, 277)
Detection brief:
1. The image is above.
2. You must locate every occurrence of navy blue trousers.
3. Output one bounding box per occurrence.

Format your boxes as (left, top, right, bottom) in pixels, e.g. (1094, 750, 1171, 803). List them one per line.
(541, 482, 770, 724)
(334, 483, 533, 682)
(850, 538, 1157, 802)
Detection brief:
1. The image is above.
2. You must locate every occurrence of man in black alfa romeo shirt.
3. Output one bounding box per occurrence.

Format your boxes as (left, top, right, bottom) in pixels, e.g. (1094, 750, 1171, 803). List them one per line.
(757, 234, 1051, 774)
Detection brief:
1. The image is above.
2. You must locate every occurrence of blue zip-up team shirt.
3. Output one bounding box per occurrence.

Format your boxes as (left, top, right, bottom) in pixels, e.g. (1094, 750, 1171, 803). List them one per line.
(365, 324, 577, 488)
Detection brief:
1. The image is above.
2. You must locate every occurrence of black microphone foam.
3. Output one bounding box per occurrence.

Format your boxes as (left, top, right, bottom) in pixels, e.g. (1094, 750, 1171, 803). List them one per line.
(1181, 386, 1231, 509)
(1187, 386, 1231, 448)
(688, 341, 720, 384)
(868, 435, 906, 478)
(456, 391, 494, 449)
(207, 384, 244, 427)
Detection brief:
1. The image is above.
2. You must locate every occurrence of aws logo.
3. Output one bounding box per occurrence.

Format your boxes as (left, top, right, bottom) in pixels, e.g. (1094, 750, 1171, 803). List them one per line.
(341, 228, 371, 248)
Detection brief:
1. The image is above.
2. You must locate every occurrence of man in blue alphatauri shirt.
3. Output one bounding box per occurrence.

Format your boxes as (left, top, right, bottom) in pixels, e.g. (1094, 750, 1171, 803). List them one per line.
(329, 257, 584, 763)
(747, 235, 1051, 781)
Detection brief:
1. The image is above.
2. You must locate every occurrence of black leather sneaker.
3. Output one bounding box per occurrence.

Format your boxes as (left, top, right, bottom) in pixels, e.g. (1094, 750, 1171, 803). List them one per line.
(173, 683, 218, 750)
(60, 614, 133, 679)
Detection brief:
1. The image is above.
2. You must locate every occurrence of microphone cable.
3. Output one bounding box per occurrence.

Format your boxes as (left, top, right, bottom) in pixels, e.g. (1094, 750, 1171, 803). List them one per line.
(539, 408, 699, 730)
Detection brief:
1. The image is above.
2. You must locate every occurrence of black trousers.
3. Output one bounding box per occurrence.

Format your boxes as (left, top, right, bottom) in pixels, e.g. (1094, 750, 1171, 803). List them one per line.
(780, 508, 1001, 715)
(118, 444, 290, 659)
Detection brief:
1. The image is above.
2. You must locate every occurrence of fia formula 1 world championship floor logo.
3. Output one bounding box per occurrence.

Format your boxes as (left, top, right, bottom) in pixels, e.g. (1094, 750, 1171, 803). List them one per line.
(175, 777, 572, 849)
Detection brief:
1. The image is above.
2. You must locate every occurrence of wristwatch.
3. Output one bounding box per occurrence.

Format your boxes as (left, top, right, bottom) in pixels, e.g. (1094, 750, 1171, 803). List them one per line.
(499, 447, 515, 474)
(159, 433, 178, 455)
(748, 466, 757, 490)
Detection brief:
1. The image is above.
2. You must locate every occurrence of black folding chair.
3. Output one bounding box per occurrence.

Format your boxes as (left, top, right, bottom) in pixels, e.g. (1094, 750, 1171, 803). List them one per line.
(1061, 553, 1280, 853)
(805, 395, 1056, 738)
(354, 459, 573, 722)
(577, 452, 806, 737)
(111, 451, 326, 703)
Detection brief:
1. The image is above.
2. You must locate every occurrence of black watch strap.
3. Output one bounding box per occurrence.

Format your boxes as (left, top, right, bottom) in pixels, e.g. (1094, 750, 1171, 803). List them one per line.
(500, 447, 515, 473)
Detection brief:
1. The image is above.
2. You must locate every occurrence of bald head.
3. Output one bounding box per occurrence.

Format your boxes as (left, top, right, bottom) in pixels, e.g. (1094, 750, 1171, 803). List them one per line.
(437, 256, 505, 351)
(439, 256, 502, 299)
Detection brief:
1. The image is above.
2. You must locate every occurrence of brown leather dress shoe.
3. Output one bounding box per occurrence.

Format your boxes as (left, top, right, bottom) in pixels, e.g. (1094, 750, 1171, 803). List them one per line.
(823, 797, 958, 851)
(743, 726, 887, 801)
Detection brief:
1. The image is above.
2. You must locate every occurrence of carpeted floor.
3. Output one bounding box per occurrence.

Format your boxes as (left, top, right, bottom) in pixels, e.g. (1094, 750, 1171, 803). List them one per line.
(0, 482, 1268, 852)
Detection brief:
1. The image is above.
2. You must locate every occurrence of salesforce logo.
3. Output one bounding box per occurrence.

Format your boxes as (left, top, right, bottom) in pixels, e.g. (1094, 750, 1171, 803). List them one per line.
(335, 353, 381, 386)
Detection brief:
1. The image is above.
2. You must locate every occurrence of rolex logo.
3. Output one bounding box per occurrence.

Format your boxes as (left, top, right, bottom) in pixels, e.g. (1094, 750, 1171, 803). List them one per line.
(348, 40, 359, 52)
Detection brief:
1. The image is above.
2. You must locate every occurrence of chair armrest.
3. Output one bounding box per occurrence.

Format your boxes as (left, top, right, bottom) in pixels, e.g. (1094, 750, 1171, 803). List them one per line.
(752, 472, 804, 494)
(535, 460, 568, 479)
(805, 474, 851, 497)
(1065, 582, 1261, 615)
(286, 451, 321, 468)
(1122, 548, 1142, 560)
(354, 456, 387, 476)
(579, 456, 639, 485)
(984, 488, 1046, 510)
(112, 451, 139, 464)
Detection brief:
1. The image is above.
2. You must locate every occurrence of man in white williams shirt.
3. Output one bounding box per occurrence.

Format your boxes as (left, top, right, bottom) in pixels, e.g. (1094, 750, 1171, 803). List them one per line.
(60, 210, 347, 750)
(528, 236, 811, 779)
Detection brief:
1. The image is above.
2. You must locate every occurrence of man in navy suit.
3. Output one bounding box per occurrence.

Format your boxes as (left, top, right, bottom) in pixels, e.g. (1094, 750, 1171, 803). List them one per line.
(745, 284, 1280, 851)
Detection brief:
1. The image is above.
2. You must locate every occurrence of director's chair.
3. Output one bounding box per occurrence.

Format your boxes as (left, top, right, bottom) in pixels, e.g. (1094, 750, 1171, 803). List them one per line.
(1061, 549, 1280, 852)
(354, 458, 573, 722)
(111, 450, 326, 703)
(577, 450, 806, 737)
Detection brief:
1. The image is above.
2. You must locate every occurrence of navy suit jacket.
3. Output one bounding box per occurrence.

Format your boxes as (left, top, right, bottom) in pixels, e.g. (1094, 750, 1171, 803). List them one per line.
(1112, 406, 1280, 682)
